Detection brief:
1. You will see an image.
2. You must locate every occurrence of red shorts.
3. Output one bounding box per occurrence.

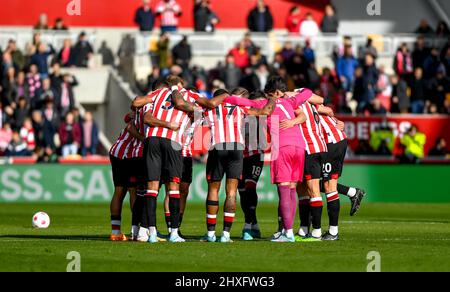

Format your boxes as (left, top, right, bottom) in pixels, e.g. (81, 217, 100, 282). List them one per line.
(270, 146, 305, 184)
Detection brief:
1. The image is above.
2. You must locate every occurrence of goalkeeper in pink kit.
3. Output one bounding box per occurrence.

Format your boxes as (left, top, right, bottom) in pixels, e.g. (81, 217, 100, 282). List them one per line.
(225, 76, 324, 242)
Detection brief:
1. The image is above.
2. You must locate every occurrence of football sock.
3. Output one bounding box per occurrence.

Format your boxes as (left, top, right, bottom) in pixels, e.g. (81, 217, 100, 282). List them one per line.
(310, 197, 323, 236)
(169, 190, 181, 229)
(251, 224, 260, 231)
(298, 196, 311, 233)
(290, 187, 297, 228)
(223, 212, 235, 232)
(222, 230, 231, 238)
(239, 189, 250, 224)
(278, 185, 294, 230)
(329, 226, 339, 236)
(146, 190, 158, 229)
(149, 226, 157, 236)
(206, 200, 219, 234)
(246, 186, 258, 225)
(298, 226, 308, 237)
(132, 194, 144, 229)
(337, 184, 357, 198)
(244, 223, 252, 230)
(179, 213, 184, 226)
(111, 215, 121, 235)
(277, 205, 283, 232)
(165, 212, 171, 231)
(326, 191, 340, 235)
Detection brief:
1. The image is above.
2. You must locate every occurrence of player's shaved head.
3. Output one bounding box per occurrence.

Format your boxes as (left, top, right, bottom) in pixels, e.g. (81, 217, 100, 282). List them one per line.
(231, 87, 250, 98)
(166, 75, 185, 87)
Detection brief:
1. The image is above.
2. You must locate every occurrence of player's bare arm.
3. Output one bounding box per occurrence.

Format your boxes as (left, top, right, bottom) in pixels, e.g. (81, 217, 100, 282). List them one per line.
(126, 122, 145, 142)
(317, 105, 335, 117)
(195, 94, 228, 110)
(280, 108, 307, 130)
(132, 95, 154, 109)
(247, 95, 276, 116)
(308, 94, 325, 105)
(144, 112, 181, 131)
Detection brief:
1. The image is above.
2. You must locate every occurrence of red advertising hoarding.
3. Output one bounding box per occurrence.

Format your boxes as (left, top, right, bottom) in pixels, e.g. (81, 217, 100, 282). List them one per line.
(338, 115, 450, 156)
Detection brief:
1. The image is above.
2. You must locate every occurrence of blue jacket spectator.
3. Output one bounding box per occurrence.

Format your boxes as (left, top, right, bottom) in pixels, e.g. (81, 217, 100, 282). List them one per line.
(337, 46, 359, 92)
(30, 43, 53, 76)
(134, 0, 155, 32)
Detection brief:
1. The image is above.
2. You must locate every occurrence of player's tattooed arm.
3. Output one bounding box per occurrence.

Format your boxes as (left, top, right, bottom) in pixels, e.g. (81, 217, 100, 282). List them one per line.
(126, 122, 145, 142)
(247, 95, 276, 116)
(171, 88, 198, 113)
(280, 108, 307, 130)
(144, 112, 181, 131)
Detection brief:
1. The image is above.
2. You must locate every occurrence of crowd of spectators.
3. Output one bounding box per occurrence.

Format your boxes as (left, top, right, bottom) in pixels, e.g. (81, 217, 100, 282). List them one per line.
(0, 25, 99, 160)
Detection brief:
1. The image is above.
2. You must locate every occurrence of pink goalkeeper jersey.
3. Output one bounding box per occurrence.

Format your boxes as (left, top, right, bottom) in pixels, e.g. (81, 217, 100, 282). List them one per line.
(224, 88, 313, 150)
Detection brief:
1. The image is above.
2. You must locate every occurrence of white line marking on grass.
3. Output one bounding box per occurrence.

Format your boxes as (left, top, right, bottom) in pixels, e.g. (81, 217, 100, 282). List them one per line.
(341, 221, 449, 225)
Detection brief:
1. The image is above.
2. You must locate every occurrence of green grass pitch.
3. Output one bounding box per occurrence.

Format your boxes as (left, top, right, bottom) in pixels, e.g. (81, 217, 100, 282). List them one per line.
(0, 202, 450, 272)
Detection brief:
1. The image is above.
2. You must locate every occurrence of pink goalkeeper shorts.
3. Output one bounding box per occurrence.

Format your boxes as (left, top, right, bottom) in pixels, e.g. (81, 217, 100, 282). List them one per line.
(270, 145, 305, 184)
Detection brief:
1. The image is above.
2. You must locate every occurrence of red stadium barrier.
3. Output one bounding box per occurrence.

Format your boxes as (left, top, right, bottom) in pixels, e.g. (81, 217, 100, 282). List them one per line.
(337, 115, 450, 156)
(0, 0, 328, 29)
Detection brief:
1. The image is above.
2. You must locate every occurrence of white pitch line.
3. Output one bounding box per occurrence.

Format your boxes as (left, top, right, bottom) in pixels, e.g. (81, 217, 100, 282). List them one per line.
(341, 220, 449, 225)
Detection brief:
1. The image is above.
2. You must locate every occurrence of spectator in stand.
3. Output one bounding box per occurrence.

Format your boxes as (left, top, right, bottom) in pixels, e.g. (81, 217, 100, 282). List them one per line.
(172, 36, 192, 70)
(393, 43, 413, 80)
(300, 12, 320, 38)
(135, 0, 155, 32)
(415, 19, 434, 35)
(390, 74, 409, 113)
(221, 54, 242, 89)
(247, 0, 273, 33)
(400, 125, 426, 163)
(412, 36, 430, 70)
(15, 71, 28, 103)
(1, 67, 17, 107)
(194, 0, 220, 32)
(358, 38, 378, 61)
(72, 32, 94, 68)
(409, 67, 427, 114)
(20, 118, 35, 153)
(352, 67, 369, 113)
(6, 40, 25, 71)
(336, 45, 359, 92)
(42, 98, 60, 130)
(146, 67, 163, 92)
(14, 97, 29, 130)
(156, 0, 182, 33)
(53, 18, 68, 31)
(0, 122, 13, 155)
(6, 131, 30, 157)
(31, 110, 55, 152)
(37, 78, 57, 109)
(436, 21, 450, 37)
(423, 48, 442, 79)
(229, 41, 250, 70)
(34, 14, 49, 30)
(59, 112, 81, 157)
(428, 66, 449, 112)
(286, 6, 301, 34)
(280, 41, 295, 62)
(429, 137, 448, 157)
(157, 32, 171, 71)
(58, 39, 74, 67)
(375, 65, 392, 111)
(303, 40, 315, 65)
(321, 4, 339, 33)
(361, 54, 379, 108)
(0, 102, 5, 129)
(49, 62, 63, 93)
(56, 73, 78, 116)
(31, 43, 53, 77)
(27, 64, 42, 107)
(98, 41, 115, 66)
(442, 46, 450, 78)
(80, 111, 99, 156)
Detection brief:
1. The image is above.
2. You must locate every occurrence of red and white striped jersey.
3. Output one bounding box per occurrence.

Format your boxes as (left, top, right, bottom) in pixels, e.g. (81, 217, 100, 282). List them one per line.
(299, 102, 328, 154)
(181, 116, 204, 157)
(109, 123, 135, 160)
(319, 115, 347, 145)
(156, 0, 182, 26)
(243, 115, 269, 158)
(20, 127, 35, 150)
(130, 107, 146, 158)
(204, 103, 249, 148)
(144, 88, 199, 147)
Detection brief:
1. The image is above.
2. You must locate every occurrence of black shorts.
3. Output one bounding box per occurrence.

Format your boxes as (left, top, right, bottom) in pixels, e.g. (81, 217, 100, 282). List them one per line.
(206, 143, 244, 182)
(238, 153, 264, 190)
(304, 152, 327, 181)
(323, 140, 348, 181)
(110, 155, 135, 188)
(181, 156, 193, 184)
(146, 137, 183, 183)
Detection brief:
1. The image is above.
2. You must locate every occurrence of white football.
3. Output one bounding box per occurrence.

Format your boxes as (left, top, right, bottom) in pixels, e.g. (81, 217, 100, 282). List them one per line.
(32, 212, 50, 229)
